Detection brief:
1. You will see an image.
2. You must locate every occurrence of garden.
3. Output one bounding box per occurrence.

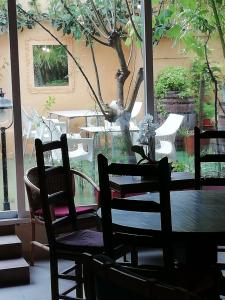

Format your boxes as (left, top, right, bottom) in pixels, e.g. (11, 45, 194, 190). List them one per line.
(0, 0, 224, 210)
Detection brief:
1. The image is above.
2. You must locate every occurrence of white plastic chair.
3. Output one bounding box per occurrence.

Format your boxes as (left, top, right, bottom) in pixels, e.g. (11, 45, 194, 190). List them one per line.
(22, 108, 66, 158)
(130, 101, 143, 126)
(155, 113, 184, 161)
(47, 120, 94, 166)
(21, 108, 45, 155)
(31, 108, 67, 134)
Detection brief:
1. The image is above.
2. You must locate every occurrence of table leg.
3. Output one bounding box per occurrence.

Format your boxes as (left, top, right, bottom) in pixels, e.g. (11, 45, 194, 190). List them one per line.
(173, 241, 222, 299)
(186, 242, 217, 267)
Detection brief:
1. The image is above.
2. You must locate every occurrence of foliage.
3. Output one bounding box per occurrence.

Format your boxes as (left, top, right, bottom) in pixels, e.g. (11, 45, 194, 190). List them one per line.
(131, 145, 155, 164)
(152, 0, 225, 58)
(43, 95, 56, 112)
(153, 0, 225, 127)
(178, 127, 192, 137)
(155, 66, 194, 99)
(33, 45, 68, 86)
(171, 161, 186, 172)
(203, 102, 215, 119)
(137, 114, 158, 145)
(190, 58, 213, 97)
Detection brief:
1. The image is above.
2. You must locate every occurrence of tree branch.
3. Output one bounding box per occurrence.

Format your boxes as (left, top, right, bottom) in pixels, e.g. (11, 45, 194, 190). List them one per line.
(89, 0, 110, 36)
(90, 42, 104, 104)
(204, 32, 219, 128)
(113, 0, 116, 30)
(127, 67, 143, 113)
(60, 0, 110, 47)
(210, 0, 225, 59)
(114, 36, 130, 104)
(125, 0, 142, 42)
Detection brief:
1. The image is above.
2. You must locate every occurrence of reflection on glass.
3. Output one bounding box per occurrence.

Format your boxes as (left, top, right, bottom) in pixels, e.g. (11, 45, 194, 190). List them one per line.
(33, 45, 69, 87)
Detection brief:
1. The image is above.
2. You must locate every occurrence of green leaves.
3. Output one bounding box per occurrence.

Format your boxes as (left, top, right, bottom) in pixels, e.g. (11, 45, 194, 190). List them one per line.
(155, 66, 194, 99)
(166, 24, 182, 39)
(179, 0, 197, 10)
(131, 145, 149, 161)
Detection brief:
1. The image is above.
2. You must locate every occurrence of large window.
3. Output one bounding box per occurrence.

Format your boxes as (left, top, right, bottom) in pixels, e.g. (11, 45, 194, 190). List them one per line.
(33, 45, 69, 87)
(3, 0, 153, 218)
(26, 39, 74, 93)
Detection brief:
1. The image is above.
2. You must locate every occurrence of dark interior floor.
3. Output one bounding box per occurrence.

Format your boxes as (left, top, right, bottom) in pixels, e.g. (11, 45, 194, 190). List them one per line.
(1, 250, 225, 299)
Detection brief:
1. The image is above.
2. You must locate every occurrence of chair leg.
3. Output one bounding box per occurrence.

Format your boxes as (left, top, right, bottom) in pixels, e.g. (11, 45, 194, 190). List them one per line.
(75, 262, 83, 298)
(50, 254, 60, 300)
(131, 247, 138, 267)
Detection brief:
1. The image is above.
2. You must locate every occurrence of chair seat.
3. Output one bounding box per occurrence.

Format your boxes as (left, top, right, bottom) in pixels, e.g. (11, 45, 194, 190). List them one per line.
(56, 229, 104, 251)
(34, 205, 95, 218)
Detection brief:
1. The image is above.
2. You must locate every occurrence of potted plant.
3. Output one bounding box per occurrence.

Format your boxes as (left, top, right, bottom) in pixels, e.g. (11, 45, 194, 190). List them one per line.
(203, 102, 214, 129)
(155, 67, 196, 128)
(179, 128, 194, 155)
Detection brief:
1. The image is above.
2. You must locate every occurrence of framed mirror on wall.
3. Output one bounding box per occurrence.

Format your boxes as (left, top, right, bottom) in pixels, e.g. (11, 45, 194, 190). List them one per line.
(26, 39, 75, 93)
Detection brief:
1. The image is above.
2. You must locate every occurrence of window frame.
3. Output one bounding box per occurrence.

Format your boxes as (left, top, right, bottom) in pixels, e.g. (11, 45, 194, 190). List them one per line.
(26, 38, 75, 94)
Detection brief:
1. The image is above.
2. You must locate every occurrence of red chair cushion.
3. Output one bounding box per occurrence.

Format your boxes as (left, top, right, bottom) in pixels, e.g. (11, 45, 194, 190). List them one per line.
(34, 205, 94, 218)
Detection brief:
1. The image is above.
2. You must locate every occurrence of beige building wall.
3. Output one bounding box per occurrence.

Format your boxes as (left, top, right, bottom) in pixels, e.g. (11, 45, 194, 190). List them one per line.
(0, 23, 224, 154)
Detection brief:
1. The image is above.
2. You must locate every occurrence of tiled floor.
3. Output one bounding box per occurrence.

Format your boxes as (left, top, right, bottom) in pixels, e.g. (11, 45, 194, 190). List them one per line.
(0, 260, 52, 300)
(0, 250, 163, 300)
(1, 252, 225, 300)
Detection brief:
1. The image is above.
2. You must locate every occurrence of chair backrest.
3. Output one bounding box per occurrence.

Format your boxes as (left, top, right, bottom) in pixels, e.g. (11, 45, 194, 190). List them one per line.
(35, 134, 78, 246)
(83, 253, 200, 300)
(45, 119, 94, 163)
(22, 107, 51, 140)
(97, 154, 172, 264)
(194, 126, 225, 189)
(155, 114, 184, 137)
(24, 166, 76, 218)
(131, 101, 142, 119)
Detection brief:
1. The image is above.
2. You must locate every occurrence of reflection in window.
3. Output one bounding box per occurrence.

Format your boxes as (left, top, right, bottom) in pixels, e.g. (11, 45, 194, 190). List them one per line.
(33, 45, 69, 87)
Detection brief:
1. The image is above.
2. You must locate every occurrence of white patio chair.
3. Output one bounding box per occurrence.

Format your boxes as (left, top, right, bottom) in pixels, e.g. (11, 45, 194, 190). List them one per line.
(47, 120, 94, 167)
(21, 108, 47, 156)
(130, 101, 143, 126)
(31, 108, 67, 134)
(104, 100, 143, 128)
(155, 113, 184, 161)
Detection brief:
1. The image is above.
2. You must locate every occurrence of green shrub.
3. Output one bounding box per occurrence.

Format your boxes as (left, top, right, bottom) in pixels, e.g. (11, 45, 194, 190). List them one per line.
(155, 66, 193, 99)
(203, 102, 214, 119)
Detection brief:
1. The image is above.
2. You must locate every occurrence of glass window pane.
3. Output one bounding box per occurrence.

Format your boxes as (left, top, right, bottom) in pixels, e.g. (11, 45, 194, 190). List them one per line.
(33, 45, 69, 87)
(17, 0, 146, 205)
(0, 11, 17, 216)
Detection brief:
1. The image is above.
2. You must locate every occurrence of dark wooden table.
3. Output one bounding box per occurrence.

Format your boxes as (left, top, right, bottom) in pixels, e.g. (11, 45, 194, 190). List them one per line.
(109, 172, 195, 197)
(97, 190, 225, 266)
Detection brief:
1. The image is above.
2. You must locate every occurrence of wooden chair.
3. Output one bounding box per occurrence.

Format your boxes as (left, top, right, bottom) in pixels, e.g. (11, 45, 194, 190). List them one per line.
(97, 153, 173, 268)
(194, 126, 225, 189)
(83, 253, 202, 300)
(34, 134, 104, 300)
(24, 166, 100, 265)
(194, 126, 225, 270)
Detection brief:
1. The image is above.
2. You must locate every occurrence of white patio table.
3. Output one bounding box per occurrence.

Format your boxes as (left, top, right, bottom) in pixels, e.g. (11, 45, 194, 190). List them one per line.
(80, 124, 139, 155)
(80, 124, 139, 134)
(49, 110, 103, 132)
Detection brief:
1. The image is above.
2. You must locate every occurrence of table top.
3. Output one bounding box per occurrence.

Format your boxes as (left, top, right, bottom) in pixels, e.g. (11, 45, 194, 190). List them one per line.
(110, 172, 195, 195)
(97, 190, 225, 241)
(80, 124, 139, 133)
(50, 110, 103, 119)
